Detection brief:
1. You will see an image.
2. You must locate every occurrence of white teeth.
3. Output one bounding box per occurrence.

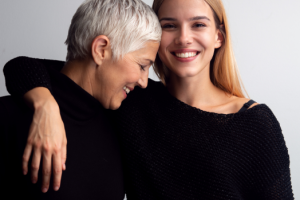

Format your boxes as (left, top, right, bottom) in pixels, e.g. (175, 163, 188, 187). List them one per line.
(123, 86, 130, 94)
(175, 52, 197, 58)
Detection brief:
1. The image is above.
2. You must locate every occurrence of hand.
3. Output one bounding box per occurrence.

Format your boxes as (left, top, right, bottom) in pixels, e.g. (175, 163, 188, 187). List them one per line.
(22, 87, 67, 193)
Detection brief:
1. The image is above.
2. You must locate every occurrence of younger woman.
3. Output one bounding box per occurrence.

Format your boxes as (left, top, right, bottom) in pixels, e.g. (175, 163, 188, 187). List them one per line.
(3, 0, 293, 199)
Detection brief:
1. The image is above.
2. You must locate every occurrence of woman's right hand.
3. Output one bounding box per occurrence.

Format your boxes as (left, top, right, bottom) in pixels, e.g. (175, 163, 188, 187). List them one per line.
(22, 87, 67, 193)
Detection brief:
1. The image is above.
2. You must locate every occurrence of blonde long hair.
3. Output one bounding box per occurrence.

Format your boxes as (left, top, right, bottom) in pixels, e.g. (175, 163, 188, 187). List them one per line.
(152, 0, 246, 98)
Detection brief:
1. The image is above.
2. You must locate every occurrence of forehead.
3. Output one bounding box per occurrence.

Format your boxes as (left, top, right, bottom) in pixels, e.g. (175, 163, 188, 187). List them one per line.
(129, 41, 159, 61)
(158, 0, 213, 19)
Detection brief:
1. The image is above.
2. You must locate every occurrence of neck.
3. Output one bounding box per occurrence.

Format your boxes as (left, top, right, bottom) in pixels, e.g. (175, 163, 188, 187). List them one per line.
(167, 64, 229, 109)
(61, 58, 95, 97)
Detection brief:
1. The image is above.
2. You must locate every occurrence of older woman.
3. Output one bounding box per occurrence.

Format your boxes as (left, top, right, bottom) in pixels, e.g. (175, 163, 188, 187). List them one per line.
(0, 0, 160, 199)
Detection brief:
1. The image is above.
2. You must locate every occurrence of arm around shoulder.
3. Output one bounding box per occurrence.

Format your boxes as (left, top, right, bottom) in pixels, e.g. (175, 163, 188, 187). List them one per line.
(3, 56, 67, 193)
(3, 56, 64, 97)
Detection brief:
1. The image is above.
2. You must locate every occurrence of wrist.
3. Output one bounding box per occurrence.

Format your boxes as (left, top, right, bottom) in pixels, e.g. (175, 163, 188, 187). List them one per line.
(24, 87, 59, 111)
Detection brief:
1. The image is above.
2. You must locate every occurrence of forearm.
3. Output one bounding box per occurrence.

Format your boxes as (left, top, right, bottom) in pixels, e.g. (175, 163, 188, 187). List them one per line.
(2, 56, 67, 192)
(3, 57, 53, 96)
(24, 87, 59, 111)
(3, 56, 65, 97)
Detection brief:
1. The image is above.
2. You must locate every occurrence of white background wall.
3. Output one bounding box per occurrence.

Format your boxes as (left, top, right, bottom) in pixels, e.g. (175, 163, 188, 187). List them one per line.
(0, 0, 299, 198)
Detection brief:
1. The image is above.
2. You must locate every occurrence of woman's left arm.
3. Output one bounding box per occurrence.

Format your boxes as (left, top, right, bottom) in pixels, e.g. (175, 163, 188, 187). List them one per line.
(254, 108, 294, 199)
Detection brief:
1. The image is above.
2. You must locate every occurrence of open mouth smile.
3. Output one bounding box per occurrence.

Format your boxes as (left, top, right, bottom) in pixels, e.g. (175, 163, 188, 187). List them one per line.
(171, 50, 200, 62)
(123, 86, 131, 94)
(172, 52, 199, 58)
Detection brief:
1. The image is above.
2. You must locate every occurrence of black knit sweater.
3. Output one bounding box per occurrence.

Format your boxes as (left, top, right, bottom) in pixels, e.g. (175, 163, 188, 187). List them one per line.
(3, 57, 294, 200)
(1, 64, 124, 199)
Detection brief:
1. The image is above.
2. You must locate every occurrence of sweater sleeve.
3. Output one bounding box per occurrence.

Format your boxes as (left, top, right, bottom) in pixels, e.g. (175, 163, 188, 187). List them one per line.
(0, 97, 13, 188)
(0, 99, 7, 185)
(3, 56, 65, 97)
(254, 106, 294, 200)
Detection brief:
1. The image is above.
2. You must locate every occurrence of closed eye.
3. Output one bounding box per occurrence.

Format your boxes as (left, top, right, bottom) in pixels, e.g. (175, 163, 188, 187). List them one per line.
(140, 65, 146, 71)
(161, 24, 176, 29)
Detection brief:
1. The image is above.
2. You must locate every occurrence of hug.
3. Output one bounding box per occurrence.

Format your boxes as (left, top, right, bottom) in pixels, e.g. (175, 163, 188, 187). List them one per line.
(1, 0, 294, 199)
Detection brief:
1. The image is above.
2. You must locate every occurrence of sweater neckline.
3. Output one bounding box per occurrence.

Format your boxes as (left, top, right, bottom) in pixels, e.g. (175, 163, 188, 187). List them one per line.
(48, 67, 104, 121)
(160, 83, 266, 118)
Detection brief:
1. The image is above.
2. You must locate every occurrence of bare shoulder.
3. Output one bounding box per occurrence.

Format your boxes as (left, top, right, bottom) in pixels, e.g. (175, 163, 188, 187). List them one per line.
(232, 97, 259, 112)
(211, 96, 260, 114)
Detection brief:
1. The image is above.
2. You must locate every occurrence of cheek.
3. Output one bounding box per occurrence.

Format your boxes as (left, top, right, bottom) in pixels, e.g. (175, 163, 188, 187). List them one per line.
(158, 32, 173, 57)
(199, 31, 218, 51)
(128, 74, 140, 83)
(122, 68, 141, 84)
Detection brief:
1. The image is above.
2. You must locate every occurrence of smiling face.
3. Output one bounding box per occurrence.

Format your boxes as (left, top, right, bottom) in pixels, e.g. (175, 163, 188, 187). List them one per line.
(157, 0, 222, 79)
(93, 41, 159, 110)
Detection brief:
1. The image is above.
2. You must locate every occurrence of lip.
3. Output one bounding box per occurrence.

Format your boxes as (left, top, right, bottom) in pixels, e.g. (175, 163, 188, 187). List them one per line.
(123, 86, 133, 99)
(123, 90, 127, 99)
(172, 49, 199, 53)
(125, 86, 134, 91)
(171, 49, 200, 62)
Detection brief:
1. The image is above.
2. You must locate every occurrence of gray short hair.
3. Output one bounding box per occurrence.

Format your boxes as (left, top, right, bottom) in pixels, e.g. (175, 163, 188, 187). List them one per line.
(65, 0, 162, 61)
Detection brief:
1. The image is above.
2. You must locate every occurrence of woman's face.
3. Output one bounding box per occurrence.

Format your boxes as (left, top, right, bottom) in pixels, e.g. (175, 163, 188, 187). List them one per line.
(158, 0, 222, 79)
(94, 41, 159, 110)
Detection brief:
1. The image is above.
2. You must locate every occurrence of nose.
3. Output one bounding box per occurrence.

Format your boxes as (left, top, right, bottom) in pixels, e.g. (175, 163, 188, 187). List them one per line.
(175, 26, 192, 46)
(137, 68, 149, 89)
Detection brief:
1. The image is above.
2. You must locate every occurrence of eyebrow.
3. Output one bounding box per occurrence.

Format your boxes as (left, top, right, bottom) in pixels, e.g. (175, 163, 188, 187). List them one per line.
(146, 59, 154, 65)
(189, 16, 210, 21)
(159, 16, 210, 22)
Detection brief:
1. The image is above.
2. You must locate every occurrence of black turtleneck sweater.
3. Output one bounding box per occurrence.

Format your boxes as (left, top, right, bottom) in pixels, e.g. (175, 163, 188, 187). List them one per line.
(2, 57, 294, 200)
(0, 60, 125, 199)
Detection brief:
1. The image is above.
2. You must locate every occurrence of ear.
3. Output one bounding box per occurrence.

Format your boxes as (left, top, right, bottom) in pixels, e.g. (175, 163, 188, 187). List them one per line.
(91, 35, 111, 66)
(214, 26, 224, 49)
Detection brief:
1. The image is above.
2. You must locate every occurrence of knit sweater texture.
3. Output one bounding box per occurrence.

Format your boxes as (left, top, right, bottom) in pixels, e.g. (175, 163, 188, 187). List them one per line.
(3, 57, 294, 200)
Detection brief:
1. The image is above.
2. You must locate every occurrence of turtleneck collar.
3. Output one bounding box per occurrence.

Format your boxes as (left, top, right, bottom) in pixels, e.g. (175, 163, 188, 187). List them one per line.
(47, 66, 104, 121)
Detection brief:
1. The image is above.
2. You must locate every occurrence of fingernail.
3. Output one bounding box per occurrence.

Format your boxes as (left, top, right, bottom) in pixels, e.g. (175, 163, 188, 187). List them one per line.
(32, 179, 37, 184)
(54, 186, 59, 191)
(23, 170, 27, 175)
(63, 164, 66, 170)
(42, 188, 48, 193)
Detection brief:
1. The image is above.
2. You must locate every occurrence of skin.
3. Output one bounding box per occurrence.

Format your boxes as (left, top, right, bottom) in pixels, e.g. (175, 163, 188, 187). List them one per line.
(62, 36, 159, 110)
(159, 0, 257, 113)
(18, 0, 259, 194)
(23, 89, 66, 192)
(21, 37, 159, 193)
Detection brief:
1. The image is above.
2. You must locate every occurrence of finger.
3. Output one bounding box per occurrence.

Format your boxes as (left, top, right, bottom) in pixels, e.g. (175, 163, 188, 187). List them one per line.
(53, 152, 62, 191)
(41, 151, 52, 193)
(62, 163, 66, 171)
(24, 121, 37, 175)
(31, 146, 42, 184)
(22, 143, 33, 175)
(61, 137, 67, 171)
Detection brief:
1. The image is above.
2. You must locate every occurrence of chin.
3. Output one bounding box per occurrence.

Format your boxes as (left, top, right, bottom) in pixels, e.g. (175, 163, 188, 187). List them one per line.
(170, 68, 202, 78)
(109, 102, 122, 110)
